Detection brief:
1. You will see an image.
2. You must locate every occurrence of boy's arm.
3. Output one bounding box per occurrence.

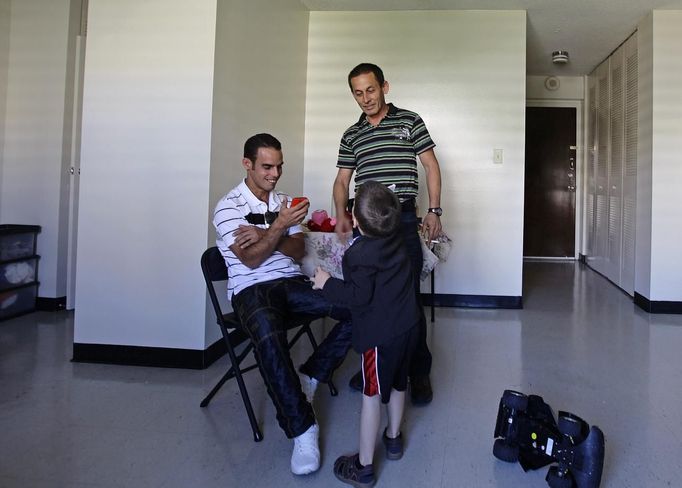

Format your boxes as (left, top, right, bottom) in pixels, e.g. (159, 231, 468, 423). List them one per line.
(321, 263, 375, 309)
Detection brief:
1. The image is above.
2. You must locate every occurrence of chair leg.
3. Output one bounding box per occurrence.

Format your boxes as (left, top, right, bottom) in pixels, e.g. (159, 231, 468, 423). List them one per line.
(199, 344, 257, 405)
(328, 378, 338, 397)
(303, 324, 338, 397)
(200, 369, 233, 408)
(230, 349, 264, 442)
(203, 338, 264, 442)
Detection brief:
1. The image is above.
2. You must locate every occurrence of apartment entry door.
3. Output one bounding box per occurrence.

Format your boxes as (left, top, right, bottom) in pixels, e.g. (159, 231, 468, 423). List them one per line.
(524, 107, 577, 258)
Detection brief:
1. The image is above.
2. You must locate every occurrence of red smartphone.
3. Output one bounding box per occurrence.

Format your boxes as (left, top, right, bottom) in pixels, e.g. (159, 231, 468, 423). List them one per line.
(291, 197, 308, 207)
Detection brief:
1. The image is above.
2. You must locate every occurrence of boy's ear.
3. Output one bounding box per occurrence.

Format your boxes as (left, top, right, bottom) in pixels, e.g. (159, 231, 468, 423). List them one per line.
(242, 158, 253, 170)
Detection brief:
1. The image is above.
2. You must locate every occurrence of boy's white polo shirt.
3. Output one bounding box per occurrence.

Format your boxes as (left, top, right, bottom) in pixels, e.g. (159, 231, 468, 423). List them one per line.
(213, 180, 303, 299)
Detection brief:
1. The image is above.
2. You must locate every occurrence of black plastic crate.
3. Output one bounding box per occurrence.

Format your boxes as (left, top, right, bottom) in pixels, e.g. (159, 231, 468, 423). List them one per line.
(0, 225, 41, 261)
(0, 282, 39, 321)
(1, 256, 40, 291)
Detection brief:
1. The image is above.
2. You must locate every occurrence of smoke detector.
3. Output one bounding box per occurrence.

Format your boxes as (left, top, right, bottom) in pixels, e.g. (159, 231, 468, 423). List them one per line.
(544, 76, 560, 91)
(552, 50, 569, 64)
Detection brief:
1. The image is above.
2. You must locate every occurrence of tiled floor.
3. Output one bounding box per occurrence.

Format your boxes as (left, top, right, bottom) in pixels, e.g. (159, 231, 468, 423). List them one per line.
(1, 262, 681, 487)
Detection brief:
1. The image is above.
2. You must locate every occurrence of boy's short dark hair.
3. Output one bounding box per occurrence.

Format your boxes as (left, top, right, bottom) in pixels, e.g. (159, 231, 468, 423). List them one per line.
(354, 181, 401, 238)
(348, 63, 385, 89)
(243, 133, 281, 162)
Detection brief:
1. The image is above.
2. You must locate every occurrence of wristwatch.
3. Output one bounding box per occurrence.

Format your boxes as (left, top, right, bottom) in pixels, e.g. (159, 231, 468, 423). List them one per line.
(427, 207, 443, 217)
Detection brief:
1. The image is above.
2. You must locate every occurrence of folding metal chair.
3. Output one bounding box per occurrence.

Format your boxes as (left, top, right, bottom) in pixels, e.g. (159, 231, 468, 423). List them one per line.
(199, 246, 337, 442)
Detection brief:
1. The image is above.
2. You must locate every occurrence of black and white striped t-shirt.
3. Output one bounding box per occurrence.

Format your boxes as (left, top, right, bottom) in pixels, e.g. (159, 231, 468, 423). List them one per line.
(213, 180, 302, 299)
(337, 103, 436, 202)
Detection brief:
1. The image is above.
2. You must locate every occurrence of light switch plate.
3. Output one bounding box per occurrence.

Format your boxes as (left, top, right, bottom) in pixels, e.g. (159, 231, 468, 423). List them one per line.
(493, 148, 503, 164)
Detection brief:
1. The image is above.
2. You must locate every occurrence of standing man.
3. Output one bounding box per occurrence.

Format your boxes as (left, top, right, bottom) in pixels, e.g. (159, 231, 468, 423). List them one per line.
(333, 63, 443, 405)
(214, 133, 352, 475)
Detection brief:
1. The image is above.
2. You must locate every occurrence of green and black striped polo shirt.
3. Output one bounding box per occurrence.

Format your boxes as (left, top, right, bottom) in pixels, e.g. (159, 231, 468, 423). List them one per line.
(337, 103, 436, 202)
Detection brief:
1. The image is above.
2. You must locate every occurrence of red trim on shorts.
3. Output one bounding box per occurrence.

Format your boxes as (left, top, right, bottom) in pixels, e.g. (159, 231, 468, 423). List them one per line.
(362, 348, 380, 397)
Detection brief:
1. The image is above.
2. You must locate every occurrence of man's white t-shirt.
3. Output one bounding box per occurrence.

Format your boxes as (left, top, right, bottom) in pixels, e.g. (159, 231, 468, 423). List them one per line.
(213, 180, 303, 299)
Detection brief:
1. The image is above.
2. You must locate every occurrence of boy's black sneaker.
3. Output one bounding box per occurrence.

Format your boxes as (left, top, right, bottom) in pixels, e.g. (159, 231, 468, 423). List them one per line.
(333, 453, 375, 488)
(382, 429, 404, 460)
(410, 375, 433, 405)
(349, 370, 363, 392)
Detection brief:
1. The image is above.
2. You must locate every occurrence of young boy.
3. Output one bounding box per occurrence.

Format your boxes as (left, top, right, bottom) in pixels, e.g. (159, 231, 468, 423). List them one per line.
(312, 180, 421, 487)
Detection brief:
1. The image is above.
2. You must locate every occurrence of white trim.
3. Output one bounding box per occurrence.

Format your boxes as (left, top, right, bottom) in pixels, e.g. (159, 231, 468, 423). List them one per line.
(374, 346, 381, 398)
(526, 99, 584, 259)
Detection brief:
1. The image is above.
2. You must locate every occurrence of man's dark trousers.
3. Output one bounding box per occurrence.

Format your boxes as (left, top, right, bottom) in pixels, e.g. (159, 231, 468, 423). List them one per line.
(232, 276, 352, 438)
(399, 209, 433, 378)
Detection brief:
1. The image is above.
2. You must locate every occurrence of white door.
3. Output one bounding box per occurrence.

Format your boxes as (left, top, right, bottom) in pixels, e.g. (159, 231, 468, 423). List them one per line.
(66, 34, 86, 310)
(607, 44, 625, 285)
(594, 61, 610, 276)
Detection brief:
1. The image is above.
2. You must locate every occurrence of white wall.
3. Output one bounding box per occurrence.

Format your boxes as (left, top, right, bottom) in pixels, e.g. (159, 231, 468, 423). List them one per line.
(74, 0, 310, 351)
(0, 0, 10, 203)
(526, 75, 584, 100)
(75, 0, 217, 348)
(649, 11, 682, 301)
(0, 0, 74, 298)
(636, 11, 682, 303)
(304, 11, 527, 296)
(636, 14, 654, 299)
(207, 0, 309, 342)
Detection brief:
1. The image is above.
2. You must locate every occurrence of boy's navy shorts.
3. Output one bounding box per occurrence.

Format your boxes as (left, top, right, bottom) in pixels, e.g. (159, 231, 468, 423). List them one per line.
(361, 327, 418, 404)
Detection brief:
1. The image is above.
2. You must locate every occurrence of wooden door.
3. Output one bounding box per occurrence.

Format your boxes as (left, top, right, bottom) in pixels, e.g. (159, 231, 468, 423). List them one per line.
(523, 107, 577, 257)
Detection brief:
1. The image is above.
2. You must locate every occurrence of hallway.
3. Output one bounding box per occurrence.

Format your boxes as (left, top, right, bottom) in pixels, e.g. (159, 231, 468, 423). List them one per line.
(1, 262, 681, 487)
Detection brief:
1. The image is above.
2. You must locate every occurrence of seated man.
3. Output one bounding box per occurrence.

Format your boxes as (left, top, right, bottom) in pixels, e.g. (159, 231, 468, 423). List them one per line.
(212, 133, 352, 475)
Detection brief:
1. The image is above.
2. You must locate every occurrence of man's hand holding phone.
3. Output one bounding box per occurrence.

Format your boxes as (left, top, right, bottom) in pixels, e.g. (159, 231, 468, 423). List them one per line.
(290, 197, 308, 207)
(278, 196, 309, 228)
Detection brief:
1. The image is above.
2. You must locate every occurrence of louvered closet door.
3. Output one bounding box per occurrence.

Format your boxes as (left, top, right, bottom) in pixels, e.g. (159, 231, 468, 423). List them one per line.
(585, 74, 598, 261)
(608, 45, 625, 285)
(621, 33, 638, 296)
(594, 61, 610, 276)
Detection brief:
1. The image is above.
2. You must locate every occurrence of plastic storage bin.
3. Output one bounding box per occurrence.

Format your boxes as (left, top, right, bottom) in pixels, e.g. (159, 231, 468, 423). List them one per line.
(0, 225, 40, 261)
(0, 225, 40, 321)
(0, 256, 39, 290)
(0, 282, 39, 320)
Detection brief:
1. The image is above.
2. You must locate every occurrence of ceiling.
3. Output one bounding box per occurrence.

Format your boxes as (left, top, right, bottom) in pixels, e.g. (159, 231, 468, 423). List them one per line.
(300, 0, 682, 76)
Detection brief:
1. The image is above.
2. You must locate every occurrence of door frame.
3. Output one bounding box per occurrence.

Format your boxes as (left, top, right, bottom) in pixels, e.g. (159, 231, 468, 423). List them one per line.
(525, 99, 584, 259)
(66, 34, 86, 310)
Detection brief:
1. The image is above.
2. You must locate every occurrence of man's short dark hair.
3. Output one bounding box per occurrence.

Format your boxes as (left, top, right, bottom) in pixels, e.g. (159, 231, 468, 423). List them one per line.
(354, 181, 401, 238)
(243, 133, 281, 162)
(347, 63, 385, 90)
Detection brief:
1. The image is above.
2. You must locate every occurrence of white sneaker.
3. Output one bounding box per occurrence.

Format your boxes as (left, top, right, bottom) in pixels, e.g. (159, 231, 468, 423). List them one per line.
(291, 423, 320, 475)
(299, 373, 319, 404)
